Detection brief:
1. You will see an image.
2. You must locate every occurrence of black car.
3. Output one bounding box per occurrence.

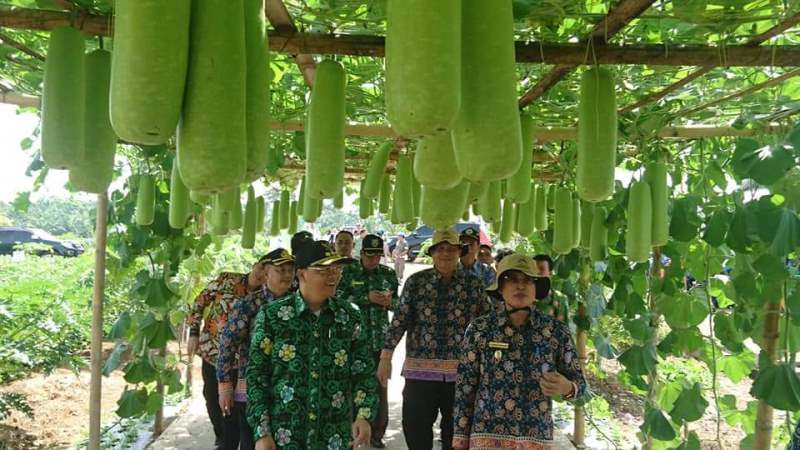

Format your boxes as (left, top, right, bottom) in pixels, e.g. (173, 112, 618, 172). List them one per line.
(387, 222, 482, 262)
(0, 227, 84, 257)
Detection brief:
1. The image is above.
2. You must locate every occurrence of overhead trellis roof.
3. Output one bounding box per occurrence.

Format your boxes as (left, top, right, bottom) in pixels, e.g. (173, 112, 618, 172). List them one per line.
(0, 0, 799, 178)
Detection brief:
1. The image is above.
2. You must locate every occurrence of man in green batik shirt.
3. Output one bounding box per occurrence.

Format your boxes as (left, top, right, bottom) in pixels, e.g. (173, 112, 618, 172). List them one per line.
(337, 233, 398, 448)
(246, 240, 378, 450)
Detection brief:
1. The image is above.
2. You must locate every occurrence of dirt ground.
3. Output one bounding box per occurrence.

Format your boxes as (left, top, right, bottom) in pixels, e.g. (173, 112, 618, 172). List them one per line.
(0, 342, 196, 450)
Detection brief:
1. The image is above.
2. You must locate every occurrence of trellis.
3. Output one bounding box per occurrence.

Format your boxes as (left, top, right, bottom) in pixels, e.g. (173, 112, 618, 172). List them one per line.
(1, 1, 800, 449)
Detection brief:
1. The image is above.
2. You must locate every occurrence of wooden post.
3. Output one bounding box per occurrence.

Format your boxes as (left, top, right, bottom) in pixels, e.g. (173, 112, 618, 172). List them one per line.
(154, 346, 167, 436)
(574, 260, 591, 447)
(643, 248, 663, 450)
(754, 299, 782, 449)
(88, 192, 108, 450)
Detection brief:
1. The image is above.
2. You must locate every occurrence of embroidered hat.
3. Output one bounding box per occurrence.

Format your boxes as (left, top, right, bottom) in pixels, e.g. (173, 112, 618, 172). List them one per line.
(487, 253, 551, 299)
(459, 226, 480, 243)
(258, 248, 295, 266)
(361, 234, 384, 256)
(295, 240, 356, 269)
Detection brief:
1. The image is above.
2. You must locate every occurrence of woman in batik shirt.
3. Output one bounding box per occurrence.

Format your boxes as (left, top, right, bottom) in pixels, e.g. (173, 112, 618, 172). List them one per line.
(452, 254, 587, 450)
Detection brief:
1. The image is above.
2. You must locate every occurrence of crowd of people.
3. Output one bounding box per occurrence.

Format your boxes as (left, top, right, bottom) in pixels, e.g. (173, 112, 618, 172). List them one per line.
(187, 225, 587, 450)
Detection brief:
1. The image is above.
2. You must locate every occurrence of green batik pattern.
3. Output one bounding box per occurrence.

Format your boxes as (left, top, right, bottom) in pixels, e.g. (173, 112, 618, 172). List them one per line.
(337, 263, 399, 353)
(246, 293, 378, 449)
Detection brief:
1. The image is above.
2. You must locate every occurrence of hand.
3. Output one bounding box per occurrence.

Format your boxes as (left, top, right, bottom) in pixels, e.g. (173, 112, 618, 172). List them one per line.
(218, 382, 234, 416)
(541, 371, 573, 397)
(255, 436, 276, 450)
(368, 291, 385, 306)
(351, 418, 371, 448)
(187, 336, 199, 356)
(377, 357, 392, 387)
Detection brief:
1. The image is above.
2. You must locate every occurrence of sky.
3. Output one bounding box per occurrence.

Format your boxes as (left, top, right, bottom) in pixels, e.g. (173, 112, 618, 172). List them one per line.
(0, 103, 84, 203)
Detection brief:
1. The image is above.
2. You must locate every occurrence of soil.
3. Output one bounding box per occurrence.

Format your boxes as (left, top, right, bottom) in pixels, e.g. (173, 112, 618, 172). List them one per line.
(0, 342, 196, 450)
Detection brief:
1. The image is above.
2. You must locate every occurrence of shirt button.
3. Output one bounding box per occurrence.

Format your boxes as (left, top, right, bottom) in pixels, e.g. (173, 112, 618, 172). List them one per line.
(312, 371, 319, 379)
(309, 412, 317, 421)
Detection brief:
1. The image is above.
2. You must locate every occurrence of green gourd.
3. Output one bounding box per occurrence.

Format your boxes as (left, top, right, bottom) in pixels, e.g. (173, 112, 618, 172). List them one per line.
(379, 176, 392, 214)
(135, 174, 155, 226)
(110, 0, 189, 144)
(255, 196, 265, 232)
(499, 199, 516, 243)
(42, 26, 85, 169)
(571, 196, 581, 249)
(393, 156, 414, 222)
(190, 190, 210, 205)
(480, 181, 502, 223)
(178, 0, 247, 192)
(626, 181, 652, 263)
(385, 0, 461, 137)
(210, 193, 230, 235)
(411, 169, 422, 217)
(287, 201, 298, 235)
(577, 67, 617, 202)
(506, 115, 534, 203)
(590, 206, 608, 261)
(297, 178, 306, 213)
(420, 180, 471, 229)
(516, 181, 536, 236)
(363, 142, 392, 199)
(334, 189, 344, 209)
(414, 132, 462, 189)
(270, 200, 281, 236)
(228, 187, 243, 230)
(168, 160, 190, 229)
(241, 186, 257, 249)
(645, 161, 669, 247)
(279, 190, 290, 230)
(359, 180, 371, 220)
(306, 60, 346, 199)
(243, 0, 271, 182)
(580, 201, 594, 249)
(534, 184, 548, 232)
(552, 188, 573, 255)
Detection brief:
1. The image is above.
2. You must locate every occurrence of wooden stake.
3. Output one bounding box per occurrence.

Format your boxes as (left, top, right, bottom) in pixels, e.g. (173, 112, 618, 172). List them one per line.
(574, 259, 591, 448)
(754, 299, 782, 450)
(88, 192, 108, 450)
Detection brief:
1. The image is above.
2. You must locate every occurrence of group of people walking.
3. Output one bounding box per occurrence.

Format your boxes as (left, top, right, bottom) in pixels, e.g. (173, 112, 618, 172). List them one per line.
(187, 225, 587, 450)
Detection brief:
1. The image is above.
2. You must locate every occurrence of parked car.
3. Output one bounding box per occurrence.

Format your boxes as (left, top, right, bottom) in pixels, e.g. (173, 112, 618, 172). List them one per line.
(387, 222, 484, 262)
(0, 227, 84, 257)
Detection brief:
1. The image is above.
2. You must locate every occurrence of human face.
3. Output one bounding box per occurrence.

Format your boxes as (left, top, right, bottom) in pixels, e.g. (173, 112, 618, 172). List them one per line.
(298, 265, 344, 305)
(248, 261, 270, 288)
(431, 242, 461, 274)
(536, 260, 551, 278)
(335, 233, 354, 257)
(499, 270, 537, 310)
(460, 237, 479, 263)
(361, 252, 382, 271)
(266, 263, 295, 297)
(478, 247, 493, 265)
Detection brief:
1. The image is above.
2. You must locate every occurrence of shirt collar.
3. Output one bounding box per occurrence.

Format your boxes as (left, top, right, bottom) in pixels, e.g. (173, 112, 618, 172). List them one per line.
(291, 291, 341, 316)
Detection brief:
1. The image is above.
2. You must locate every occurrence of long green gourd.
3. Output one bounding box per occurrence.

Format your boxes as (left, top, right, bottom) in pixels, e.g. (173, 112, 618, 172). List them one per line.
(580, 201, 594, 249)
(571, 196, 581, 249)
(516, 181, 536, 236)
(394, 156, 414, 222)
(385, 0, 461, 137)
(135, 174, 156, 226)
(70, 49, 117, 193)
(168, 161, 190, 229)
(243, 0, 271, 182)
(210, 193, 230, 235)
(534, 185, 548, 231)
(553, 188, 573, 255)
(363, 142, 392, 199)
(506, 115, 534, 203)
(287, 201, 298, 235)
(645, 161, 669, 247)
(359, 180, 371, 220)
(414, 132, 462, 189)
(411, 168, 422, 217)
(499, 199, 516, 243)
(178, 0, 247, 192)
(279, 190, 290, 230)
(306, 60, 346, 199)
(110, 0, 189, 144)
(626, 181, 652, 263)
(577, 67, 617, 202)
(420, 180, 470, 229)
(379, 176, 392, 214)
(481, 181, 502, 223)
(229, 187, 243, 230)
(270, 200, 281, 236)
(334, 189, 344, 209)
(255, 196, 265, 232)
(242, 186, 257, 249)
(453, 0, 522, 182)
(590, 206, 608, 261)
(42, 26, 85, 169)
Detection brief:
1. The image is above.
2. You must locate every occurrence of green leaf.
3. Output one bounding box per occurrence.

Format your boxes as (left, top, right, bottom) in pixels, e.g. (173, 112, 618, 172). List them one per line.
(768, 208, 800, 257)
(701, 209, 731, 247)
(641, 406, 676, 441)
(673, 431, 701, 450)
(669, 382, 708, 424)
(753, 253, 789, 281)
(657, 328, 704, 356)
(585, 283, 606, 318)
(719, 352, 755, 383)
(624, 317, 653, 342)
(102, 342, 128, 376)
(750, 363, 800, 411)
(592, 333, 617, 359)
(731, 138, 761, 180)
(116, 389, 148, 418)
(655, 380, 683, 411)
(123, 356, 157, 384)
(669, 197, 701, 242)
(108, 312, 132, 340)
(726, 205, 756, 252)
(658, 291, 709, 329)
(161, 368, 184, 395)
(145, 277, 175, 308)
(139, 314, 176, 349)
(145, 391, 163, 415)
(11, 191, 31, 213)
(749, 145, 795, 186)
(619, 344, 658, 377)
(714, 312, 744, 353)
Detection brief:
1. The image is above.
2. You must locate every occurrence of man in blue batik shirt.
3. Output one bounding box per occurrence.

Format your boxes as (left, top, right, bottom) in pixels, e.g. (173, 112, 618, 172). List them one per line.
(458, 227, 495, 287)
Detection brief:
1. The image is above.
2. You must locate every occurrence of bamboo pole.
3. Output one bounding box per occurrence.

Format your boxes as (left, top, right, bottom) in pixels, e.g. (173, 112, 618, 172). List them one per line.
(643, 247, 663, 450)
(88, 192, 108, 450)
(574, 260, 592, 448)
(754, 299, 782, 450)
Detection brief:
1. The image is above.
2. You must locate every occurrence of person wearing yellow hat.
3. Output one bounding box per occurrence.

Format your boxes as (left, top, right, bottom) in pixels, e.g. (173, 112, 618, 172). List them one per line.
(378, 228, 492, 450)
(451, 254, 587, 449)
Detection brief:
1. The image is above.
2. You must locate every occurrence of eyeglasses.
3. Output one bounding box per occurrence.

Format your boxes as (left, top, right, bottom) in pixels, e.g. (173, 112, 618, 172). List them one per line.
(307, 266, 344, 277)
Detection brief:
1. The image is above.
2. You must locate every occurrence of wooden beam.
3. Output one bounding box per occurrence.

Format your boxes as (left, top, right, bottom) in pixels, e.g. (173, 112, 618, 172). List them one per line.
(518, 0, 657, 109)
(678, 68, 800, 117)
(0, 31, 44, 60)
(265, 0, 315, 87)
(620, 11, 800, 113)
(0, 89, 38, 107)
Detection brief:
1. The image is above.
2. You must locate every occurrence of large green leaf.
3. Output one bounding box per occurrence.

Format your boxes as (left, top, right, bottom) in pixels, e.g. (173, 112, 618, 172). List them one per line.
(731, 139, 761, 180)
(139, 314, 176, 349)
(750, 363, 800, 411)
(673, 432, 701, 450)
(669, 196, 702, 242)
(752, 253, 789, 281)
(701, 208, 731, 247)
(768, 208, 800, 257)
(641, 406, 677, 442)
(145, 276, 176, 308)
(718, 352, 755, 384)
(123, 356, 157, 384)
(657, 328, 704, 356)
(713, 312, 744, 353)
(102, 342, 129, 376)
(108, 311, 132, 340)
(619, 344, 658, 377)
(726, 205, 756, 252)
(116, 389, 148, 418)
(669, 382, 708, 424)
(657, 291, 709, 330)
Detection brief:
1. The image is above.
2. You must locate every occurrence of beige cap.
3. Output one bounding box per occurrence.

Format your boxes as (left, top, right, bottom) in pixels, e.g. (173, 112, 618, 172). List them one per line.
(486, 253, 542, 292)
(426, 228, 462, 255)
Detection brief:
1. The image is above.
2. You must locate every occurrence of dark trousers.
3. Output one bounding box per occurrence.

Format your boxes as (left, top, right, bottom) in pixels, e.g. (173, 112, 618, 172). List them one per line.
(372, 352, 390, 442)
(201, 360, 224, 446)
(221, 401, 255, 450)
(402, 379, 455, 450)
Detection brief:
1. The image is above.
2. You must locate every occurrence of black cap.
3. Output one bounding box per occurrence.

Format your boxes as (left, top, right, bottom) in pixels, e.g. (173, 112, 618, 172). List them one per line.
(460, 226, 480, 242)
(295, 240, 356, 269)
(291, 231, 314, 255)
(361, 234, 384, 255)
(258, 248, 294, 266)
